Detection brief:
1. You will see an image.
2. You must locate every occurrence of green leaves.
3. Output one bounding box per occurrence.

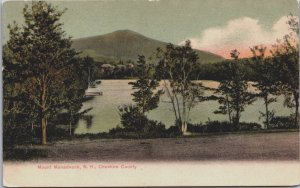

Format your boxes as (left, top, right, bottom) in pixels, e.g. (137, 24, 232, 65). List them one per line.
(271, 15, 299, 127)
(129, 55, 163, 114)
(155, 40, 205, 134)
(214, 50, 257, 129)
(4, 1, 87, 144)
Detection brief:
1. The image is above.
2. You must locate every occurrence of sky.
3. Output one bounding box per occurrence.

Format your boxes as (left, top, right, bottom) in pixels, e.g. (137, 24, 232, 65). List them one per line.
(3, 0, 299, 58)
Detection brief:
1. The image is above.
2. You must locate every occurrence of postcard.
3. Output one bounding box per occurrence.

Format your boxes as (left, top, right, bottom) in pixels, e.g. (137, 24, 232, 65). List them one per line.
(2, 0, 300, 186)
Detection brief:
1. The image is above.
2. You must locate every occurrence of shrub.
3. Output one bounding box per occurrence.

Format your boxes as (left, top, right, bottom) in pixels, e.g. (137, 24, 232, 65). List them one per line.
(187, 121, 262, 133)
(113, 105, 166, 138)
(3, 124, 36, 147)
(187, 123, 204, 133)
(143, 121, 166, 137)
(239, 122, 262, 131)
(205, 121, 232, 132)
(165, 125, 181, 137)
(269, 116, 294, 129)
(118, 105, 147, 132)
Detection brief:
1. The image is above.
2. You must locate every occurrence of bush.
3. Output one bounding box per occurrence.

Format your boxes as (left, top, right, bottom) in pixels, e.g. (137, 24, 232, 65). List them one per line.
(187, 123, 205, 133)
(187, 121, 262, 133)
(187, 121, 232, 133)
(118, 105, 147, 132)
(111, 105, 166, 138)
(239, 122, 262, 131)
(269, 116, 294, 129)
(205, 121, 232, 132)
(3, 124, 36, 147)
(165, 125, 181, 137)
(143, 121, 166, 137)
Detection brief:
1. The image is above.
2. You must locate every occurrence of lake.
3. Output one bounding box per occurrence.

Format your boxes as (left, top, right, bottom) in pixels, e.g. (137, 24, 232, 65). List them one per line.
(74, 80, 292, 134)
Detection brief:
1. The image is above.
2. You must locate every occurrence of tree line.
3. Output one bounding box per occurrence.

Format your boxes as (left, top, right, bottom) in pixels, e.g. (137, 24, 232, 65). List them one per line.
(117, 15, 299, 136)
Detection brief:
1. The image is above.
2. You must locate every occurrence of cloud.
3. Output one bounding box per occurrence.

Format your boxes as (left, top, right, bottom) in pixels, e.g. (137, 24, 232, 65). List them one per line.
(180, 16, 296, 58)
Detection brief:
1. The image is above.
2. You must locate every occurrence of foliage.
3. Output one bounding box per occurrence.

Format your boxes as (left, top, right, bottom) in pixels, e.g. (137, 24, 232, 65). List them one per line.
(165, 125, 182, 137)
(3, 124, 34, 147)
(115, 105, 166, 137)
(187, 121, 262, 133)
(4, 1, 87, 145)
(156, 40, 206, 134)
(194, 60, 257, 81)
(129, 55, 163, 114)
(250, 45, 279, 129)
(271, 15, 299, 127)
(187, 121, 232, 133)
(269, 116, 295, 129)
(239, 122, 262, 131)
(213, 50, 256, 130)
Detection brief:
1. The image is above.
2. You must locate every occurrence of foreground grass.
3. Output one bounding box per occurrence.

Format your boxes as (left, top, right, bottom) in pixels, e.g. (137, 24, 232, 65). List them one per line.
(4, 130, 299, 161)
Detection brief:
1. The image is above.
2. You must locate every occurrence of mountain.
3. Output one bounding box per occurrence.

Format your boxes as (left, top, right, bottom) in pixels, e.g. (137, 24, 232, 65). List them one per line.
(72, 30, 224, 63)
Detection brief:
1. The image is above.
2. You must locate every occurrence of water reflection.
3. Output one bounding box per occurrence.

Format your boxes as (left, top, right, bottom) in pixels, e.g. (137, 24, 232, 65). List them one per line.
(74, 80, 292, 134)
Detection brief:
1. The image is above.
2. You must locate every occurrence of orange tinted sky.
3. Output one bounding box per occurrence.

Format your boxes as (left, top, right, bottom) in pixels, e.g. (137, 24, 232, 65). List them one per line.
(186, 15, 298, 59)
(207, 45, 273, 59)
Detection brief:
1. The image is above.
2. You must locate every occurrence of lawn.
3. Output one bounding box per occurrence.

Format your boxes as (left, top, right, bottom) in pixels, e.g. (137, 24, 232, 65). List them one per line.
(5, 131, 299, 161)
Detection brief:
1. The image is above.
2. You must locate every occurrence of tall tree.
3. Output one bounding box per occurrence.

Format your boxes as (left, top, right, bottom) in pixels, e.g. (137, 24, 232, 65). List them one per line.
(250, 45, 278, 129)
(5, 1, 82, 144)
(3, 45, 38, 145)
(129, 55, 163, 114)
(214, 50, 256, 130)
(271, 15, 299, 127)
(156, 40, 204, 134)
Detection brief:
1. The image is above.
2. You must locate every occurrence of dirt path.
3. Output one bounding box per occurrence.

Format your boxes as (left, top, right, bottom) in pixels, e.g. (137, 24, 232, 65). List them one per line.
(12, 132, 300, 161)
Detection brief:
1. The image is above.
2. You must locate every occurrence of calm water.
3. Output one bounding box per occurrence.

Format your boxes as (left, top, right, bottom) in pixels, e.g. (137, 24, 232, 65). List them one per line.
(74, 80, 292, 134)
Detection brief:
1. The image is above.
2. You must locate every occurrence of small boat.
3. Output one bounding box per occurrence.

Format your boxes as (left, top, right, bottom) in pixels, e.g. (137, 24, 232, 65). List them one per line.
(83, 95, 94, 101)
(85, 87, 103, 96)
(85, 68, 103, 96)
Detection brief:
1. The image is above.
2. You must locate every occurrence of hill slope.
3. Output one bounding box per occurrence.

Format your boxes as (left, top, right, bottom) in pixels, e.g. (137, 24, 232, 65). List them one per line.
(72, 30, 224, 63)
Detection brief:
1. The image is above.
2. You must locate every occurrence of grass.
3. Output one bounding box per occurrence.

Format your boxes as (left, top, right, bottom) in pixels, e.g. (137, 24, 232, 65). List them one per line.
(4, 131, 299, 162)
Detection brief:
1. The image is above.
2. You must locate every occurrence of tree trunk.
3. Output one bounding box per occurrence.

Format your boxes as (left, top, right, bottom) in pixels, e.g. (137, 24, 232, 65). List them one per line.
(265, 95, 269, 129)
(181, 122, 188, 135)
(226, 95, 232, 130)
(39, 77, 47, 145)
(182, 91, 187, 135)
(294, 92, 299, 128)
(69, 120, 72, 136)
(236, 110, 240, 131)
(41, 117, 46, 145)
(163, 81, 179, 131)
(38, 106, 46, 145)
(69, 111, 73, 136)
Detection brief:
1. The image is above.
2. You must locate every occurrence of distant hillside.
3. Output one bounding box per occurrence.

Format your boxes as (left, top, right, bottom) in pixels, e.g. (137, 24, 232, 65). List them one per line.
(72, 30, 224, 64)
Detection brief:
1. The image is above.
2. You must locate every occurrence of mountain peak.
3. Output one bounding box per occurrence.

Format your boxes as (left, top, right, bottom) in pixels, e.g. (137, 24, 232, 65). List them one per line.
(104, 29, 148, 39)
(72, 30, 224, 63)
(112, 29, 139, 34)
